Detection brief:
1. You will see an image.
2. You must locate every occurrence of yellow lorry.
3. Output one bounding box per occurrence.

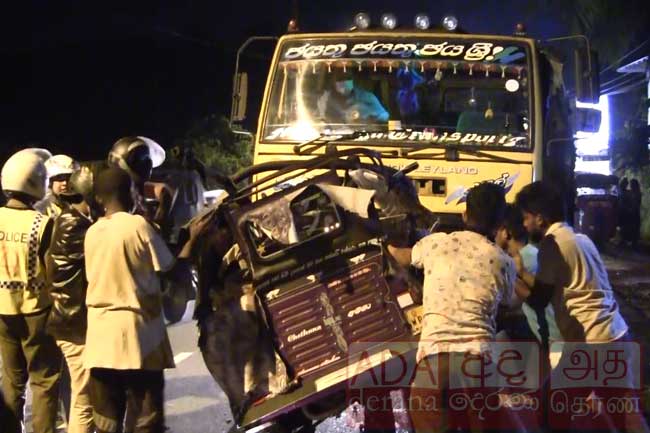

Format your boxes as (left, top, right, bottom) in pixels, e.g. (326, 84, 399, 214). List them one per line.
(233, 13, 601, 230)
(221, 13, 601, 432)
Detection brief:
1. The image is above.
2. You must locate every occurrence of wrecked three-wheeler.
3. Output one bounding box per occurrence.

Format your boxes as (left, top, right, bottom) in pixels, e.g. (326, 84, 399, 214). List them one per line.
(192, 149, 436, 432)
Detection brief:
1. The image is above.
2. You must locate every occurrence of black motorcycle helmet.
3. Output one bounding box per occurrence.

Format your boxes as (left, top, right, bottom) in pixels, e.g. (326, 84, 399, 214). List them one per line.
(107, 136, 165, 186)
(65, 166, 94, 201)
(59, 165, 104, 218)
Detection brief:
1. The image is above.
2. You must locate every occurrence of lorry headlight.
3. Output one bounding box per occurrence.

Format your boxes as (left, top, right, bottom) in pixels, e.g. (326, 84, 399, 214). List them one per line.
(354, 12, 371, 30)
(380, 13, 398, 30)
(414, 13, 431, 30)
(442, 15, 458, 31)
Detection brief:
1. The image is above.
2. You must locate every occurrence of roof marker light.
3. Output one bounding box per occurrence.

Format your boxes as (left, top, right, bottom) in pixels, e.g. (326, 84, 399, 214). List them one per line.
(514, 23, 527, 36)
(287, 19, 299, 32)
(414, 13, 431, 30)
(380, 13, 398, 30)
(354, 13, 371, 30)
(442, 15, 458, 31)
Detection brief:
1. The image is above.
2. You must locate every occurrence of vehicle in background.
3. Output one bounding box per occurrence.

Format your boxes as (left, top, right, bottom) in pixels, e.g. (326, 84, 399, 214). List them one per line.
(145, 167, 206, 323)
(203, 188, 228, 207)
(574, 172, 619, 247)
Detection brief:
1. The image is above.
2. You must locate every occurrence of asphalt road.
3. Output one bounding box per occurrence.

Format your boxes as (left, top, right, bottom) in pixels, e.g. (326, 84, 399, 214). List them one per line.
(22, 302, 239, 433)
(163, 303, 356, 433)
(163, 304, 235, 433)
(18, 300, 357, 433)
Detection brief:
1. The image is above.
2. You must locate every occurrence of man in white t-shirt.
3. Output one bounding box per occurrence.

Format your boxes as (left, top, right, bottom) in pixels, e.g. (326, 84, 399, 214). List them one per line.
(515, 181, 648, 433)
(388, 182, 516, 433)
(83, 167, 207, 433)
(514, 182, 628, 343)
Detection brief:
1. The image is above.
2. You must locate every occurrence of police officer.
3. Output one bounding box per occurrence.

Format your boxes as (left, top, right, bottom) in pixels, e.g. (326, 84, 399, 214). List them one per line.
(0, 149, 62, 433)
(46, 166, 99, 433)
(36, 154, 80, 218)
(33, 153, 80, 429)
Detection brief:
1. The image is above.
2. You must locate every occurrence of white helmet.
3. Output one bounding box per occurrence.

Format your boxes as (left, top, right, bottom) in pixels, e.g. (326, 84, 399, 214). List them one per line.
(45, 154, 79, 179)
(1, 150, 49, 200)
(137, 137, 165, 168)
(107, 136, 165, 184)
(16, 148, 52, 162)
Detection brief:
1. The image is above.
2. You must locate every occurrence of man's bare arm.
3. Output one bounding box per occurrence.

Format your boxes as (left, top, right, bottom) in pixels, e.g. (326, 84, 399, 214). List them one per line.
(514, 277, 531, 301)
(387, 245, 412, 267)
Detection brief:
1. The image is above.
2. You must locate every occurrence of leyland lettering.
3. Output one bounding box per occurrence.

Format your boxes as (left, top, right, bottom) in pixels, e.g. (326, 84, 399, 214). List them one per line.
(386, 164, 479, 176)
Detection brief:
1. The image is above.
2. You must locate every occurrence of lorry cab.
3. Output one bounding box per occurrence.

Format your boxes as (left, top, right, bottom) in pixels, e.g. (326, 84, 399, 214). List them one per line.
(242, 13, 600, 231)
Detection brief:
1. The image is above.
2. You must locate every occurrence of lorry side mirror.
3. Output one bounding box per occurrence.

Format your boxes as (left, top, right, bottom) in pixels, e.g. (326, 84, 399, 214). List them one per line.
(576, 107, 602, 133)
(574, 49, 600, 104)
(231, 72, 249, 123)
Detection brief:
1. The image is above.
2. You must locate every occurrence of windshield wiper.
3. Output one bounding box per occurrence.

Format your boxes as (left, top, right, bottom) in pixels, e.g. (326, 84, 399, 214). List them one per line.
(401, 143, 527, 164)
(293, 131, 364, 156)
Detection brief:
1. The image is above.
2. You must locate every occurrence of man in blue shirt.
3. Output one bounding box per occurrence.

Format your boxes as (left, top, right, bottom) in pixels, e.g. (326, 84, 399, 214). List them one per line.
(317, 71, 389, 123)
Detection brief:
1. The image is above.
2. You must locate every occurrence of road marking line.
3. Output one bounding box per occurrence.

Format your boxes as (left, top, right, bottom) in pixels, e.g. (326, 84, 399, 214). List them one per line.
(174, 352, 193, 364)
(181, 300, 195, 323)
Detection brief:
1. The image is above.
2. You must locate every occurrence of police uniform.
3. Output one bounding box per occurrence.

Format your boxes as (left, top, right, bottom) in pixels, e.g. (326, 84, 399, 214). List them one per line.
(0, 205, 62, 433)
(35, 191, 64, 219)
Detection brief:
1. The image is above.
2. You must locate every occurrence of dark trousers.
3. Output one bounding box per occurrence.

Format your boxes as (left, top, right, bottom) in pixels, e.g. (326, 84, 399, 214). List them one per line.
(0, 309, 62, 433)
(89, 368, 165, 433)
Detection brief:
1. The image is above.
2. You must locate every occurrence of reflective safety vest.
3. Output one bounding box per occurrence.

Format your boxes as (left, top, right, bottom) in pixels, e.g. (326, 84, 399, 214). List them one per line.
(34, 192, 63, 219)
(0, 207, 51, 315)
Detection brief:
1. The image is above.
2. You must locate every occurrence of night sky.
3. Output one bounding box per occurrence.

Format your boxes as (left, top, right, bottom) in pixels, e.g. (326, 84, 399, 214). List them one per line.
(0, 1, 638, 162)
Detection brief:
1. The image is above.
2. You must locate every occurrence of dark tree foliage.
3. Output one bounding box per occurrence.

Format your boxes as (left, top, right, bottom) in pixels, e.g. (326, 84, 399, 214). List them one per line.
(173, 114, 253, 178)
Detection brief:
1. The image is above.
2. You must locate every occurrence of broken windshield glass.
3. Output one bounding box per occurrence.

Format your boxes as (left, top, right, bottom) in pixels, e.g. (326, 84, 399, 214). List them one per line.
(244, 185, 344, 258)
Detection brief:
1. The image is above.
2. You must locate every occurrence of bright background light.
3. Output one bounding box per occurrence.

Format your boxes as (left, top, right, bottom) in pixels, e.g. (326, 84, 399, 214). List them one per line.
(575, 95, 611, 175)
(574, 158, 611, 175)
(575, 95, 610, 156)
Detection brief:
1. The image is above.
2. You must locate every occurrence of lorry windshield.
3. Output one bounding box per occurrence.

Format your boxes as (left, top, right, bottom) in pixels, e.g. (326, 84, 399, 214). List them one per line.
(262, 37, 531, 149)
